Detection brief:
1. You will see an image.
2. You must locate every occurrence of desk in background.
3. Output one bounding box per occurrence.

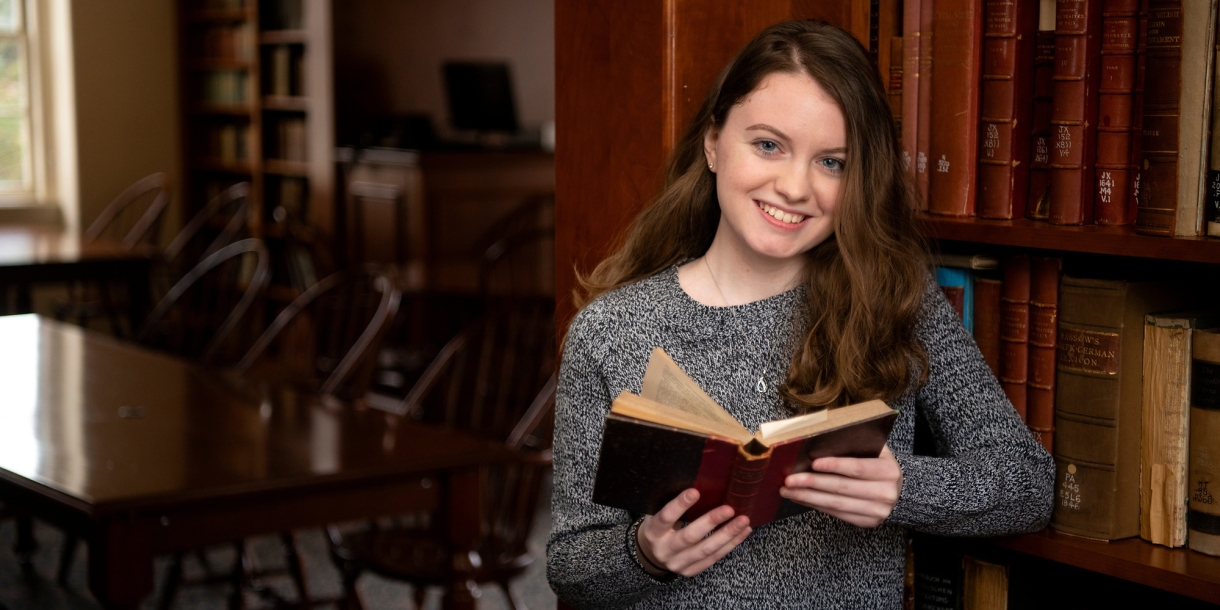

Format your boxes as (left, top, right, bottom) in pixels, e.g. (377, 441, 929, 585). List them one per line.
(0, 315, 512, 609)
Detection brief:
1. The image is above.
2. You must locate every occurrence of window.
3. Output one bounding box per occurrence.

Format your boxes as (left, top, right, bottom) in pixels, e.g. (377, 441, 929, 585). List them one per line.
(0, 0, 32, 194)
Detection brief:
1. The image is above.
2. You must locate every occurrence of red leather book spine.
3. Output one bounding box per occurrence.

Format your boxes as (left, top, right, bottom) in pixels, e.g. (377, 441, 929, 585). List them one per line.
(903, 0, 922, 178)
(1001, 254, 1032, 420)
(1134, 0, 1183, 235)
(1049, 0, 1105, 225)
(916, 0, 936, 208)
(974, 276, 1004, 377)
(1028, 30, 1058, 219)
(1094, 0, 1141, 225)
(978, 0, 1040, 219)
(927, 0, 985, 216)
(1129, 0, 1150, 208)
(683, 436, 739, 520)
(725, 445, 770, 519)
(1027, 256, 1062, 452)
(890, 36, 904, 131)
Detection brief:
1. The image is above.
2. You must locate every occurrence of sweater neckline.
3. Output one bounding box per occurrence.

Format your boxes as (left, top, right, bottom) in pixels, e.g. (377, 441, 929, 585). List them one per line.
(662, 262, 806, 314)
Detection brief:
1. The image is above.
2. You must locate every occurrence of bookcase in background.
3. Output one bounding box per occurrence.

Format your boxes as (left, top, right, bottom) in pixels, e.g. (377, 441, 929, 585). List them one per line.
(557, 0, 1220, 606)
(178, 0, 334, 299)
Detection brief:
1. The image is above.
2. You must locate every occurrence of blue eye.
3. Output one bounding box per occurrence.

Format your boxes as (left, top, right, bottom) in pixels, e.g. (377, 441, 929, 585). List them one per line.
(821, 158, 845, 174)
(755, 140, 781, 155)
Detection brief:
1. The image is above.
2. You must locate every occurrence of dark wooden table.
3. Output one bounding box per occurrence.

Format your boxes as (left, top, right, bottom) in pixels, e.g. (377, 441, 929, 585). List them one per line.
(0, 314, 513, 609)
(0, 224, 153, 317)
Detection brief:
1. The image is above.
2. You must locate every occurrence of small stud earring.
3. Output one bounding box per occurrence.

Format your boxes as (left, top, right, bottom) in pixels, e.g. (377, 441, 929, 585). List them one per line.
(708, 162, 714, 171)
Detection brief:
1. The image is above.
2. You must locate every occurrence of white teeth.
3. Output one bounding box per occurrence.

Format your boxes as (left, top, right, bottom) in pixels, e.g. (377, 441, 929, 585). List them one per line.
(757, 201, 805, 224)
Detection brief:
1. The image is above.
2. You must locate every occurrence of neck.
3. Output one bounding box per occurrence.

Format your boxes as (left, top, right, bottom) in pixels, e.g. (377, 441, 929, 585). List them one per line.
(698, 240, 805, 307)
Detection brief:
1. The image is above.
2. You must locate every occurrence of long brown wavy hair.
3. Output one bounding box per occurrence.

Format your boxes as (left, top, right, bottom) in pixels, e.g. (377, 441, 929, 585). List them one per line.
(575, 20, 930, 412)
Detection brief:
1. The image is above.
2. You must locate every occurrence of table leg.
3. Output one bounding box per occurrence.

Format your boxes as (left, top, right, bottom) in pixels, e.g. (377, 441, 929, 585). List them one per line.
(88, 519, 155, 610)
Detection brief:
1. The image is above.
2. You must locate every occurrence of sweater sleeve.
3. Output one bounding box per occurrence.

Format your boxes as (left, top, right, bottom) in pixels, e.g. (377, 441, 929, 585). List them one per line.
(546, 309, 673, 607)
(886, 278, 1056, 536)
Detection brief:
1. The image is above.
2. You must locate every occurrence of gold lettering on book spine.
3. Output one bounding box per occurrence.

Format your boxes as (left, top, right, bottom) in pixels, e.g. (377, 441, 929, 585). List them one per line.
(1057, 326, 1121, 374)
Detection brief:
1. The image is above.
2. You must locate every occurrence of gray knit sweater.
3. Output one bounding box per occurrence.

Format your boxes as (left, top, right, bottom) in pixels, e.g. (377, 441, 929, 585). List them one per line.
(547, 265, 1055, 609)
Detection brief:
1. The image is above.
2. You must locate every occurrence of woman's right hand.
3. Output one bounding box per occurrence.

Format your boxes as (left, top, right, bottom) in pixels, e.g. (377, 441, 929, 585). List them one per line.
(636, 489, 752, 577)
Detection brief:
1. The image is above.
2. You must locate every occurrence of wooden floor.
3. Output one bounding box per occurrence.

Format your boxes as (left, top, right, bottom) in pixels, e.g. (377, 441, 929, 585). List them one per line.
(0, 482, 555, 610)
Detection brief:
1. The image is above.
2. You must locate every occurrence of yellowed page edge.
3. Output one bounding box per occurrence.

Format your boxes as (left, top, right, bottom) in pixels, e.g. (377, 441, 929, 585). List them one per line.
(639, 347, 748, 432)
(611, 391, 752, 443)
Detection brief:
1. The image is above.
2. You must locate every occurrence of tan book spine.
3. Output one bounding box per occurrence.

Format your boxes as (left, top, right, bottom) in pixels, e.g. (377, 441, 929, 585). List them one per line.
(1189, 328, 1220, 555)
(1052, 276, 1190, 540)
(1138, 312, 1220, 547)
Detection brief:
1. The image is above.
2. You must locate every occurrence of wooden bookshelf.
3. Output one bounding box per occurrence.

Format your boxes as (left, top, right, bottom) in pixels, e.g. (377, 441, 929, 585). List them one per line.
(179, 0, 334, 298)
(922, 215, 1220, 264)
(981, 530, 1220, 604)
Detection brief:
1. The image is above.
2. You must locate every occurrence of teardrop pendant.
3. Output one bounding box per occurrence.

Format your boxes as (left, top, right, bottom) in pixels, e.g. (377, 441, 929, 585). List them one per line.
(755, 376, 767, 393)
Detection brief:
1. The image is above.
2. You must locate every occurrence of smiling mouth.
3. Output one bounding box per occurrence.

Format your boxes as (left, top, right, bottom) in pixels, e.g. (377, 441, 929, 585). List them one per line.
(756, 201, 807, 224)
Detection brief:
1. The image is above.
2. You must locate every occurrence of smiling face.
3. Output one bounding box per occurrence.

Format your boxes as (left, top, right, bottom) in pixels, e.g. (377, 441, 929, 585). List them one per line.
(703, 71, 847, 271)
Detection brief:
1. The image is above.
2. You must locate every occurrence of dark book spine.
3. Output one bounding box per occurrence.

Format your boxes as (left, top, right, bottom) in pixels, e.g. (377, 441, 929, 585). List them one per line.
(890, 36, 905, 134)
(1049, 0, 1105, 225)
(927, 0, 985, 217)
(1028, 30, 1058, 219)
(1134, 0, 1184, 235)
(1189, 328, 1220, 555)
(974, 276, 1004, 377)
(1207, 20, 1220, 238)
(903, 0, 923, 177)
(1093, 0, 1141, 225)
(1027, 256, 1062, 452)
(1000, 255, 1031, 420)
(978, 0, 1040, 219)
(916, 0, 935, 208)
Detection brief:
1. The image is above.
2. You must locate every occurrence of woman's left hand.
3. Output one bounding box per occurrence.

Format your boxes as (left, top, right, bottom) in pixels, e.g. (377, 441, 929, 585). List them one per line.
(780, 445, 903, 528)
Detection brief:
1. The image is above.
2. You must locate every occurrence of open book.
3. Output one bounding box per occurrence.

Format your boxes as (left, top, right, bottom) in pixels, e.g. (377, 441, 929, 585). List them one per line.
(591, 348, 898, 526)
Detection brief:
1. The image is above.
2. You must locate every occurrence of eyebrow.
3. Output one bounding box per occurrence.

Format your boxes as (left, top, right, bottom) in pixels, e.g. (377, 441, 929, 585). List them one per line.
(745, 124, 847, 155)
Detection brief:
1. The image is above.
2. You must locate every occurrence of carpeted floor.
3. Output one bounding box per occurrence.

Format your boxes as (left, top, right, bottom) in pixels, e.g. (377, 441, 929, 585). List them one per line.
(0, 483, 555, 610)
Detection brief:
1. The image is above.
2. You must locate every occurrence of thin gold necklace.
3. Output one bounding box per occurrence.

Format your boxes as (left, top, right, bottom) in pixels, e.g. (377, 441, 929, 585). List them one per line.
(703, 255, 770, 394)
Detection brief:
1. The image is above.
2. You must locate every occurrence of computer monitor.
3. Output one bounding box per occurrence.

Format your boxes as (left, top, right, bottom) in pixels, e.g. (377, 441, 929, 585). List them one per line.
(442, 61, 519, 133)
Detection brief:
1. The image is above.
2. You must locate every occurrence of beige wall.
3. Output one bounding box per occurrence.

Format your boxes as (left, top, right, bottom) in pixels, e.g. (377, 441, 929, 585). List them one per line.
(70, 0, 181, 236)
(333, 0, 554, 141)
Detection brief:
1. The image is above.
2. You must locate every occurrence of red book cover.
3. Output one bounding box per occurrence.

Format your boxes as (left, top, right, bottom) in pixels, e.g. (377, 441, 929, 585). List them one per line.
(1093, 0, 1141, 225)
(978, 0, 1040, 219)
(1027, 29, 1058, 219)
(1000, 254, 1032, 420)
(916, 0, 936, 208)
(974, 276, 1004, 377)
(1027, 256, 1062, 452)
(903, 0, 923, 179)
(1048, 0, 1105, 225)
(927, 0, 985, 217)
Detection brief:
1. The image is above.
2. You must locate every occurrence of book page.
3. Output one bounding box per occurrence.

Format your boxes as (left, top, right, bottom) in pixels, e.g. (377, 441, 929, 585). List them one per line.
(610, 392, 752, 443)
(757, 399, 894, 445)
(640, 347, 747, 433)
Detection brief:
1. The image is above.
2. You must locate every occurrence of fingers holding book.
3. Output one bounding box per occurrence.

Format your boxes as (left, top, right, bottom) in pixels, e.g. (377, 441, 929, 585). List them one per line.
(637, 488, 753, 577)
(779, 445, 903, 528)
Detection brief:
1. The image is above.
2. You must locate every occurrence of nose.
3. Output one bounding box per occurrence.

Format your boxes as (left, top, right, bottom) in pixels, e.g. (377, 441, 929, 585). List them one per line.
(774, 160, 813, 204)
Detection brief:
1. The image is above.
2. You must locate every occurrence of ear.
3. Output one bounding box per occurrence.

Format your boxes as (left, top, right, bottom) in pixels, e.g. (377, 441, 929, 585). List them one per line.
(703, 126, 720, 172)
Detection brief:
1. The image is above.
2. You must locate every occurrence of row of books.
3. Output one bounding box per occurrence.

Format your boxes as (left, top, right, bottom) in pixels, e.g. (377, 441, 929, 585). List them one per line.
(201, 70, 248, 105)
(268, 117, 307, 162)
(938, 253, 1220, 555)
(199, 122, 250, 164)
(265, 44, 304, 98)
(896, 0, 1220, 238)
(197, 23, 255, 62)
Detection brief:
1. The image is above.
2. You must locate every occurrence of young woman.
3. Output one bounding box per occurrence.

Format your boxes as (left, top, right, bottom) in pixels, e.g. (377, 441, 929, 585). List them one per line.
(547, 20, 1054, 608)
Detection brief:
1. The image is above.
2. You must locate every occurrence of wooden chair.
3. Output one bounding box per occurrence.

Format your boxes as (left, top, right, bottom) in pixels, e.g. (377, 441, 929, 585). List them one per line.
(54, 172, 173, 335)
(327, 301, 557, 610)
(153, 182, 252, 305)
(135, 238, 271, 366)
(237, 264, 403, 399)
(83, 172, 173, 249)
(154, 266, 403, 609)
